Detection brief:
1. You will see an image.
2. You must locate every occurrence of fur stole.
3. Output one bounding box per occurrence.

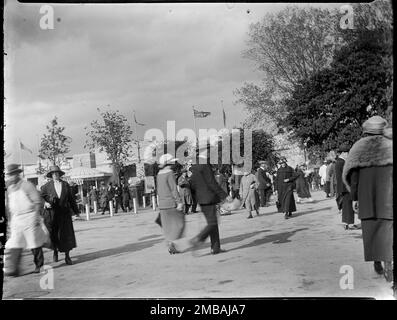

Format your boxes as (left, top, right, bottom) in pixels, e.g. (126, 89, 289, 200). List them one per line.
(342, 135, 392, 191)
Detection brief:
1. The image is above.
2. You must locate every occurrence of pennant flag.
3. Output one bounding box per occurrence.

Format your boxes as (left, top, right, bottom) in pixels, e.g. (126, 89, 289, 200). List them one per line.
(193, 108, 211, 118)
(20, 141, 33, 154)
(134, 113, 145, 126)
(222, 108, 226, 127)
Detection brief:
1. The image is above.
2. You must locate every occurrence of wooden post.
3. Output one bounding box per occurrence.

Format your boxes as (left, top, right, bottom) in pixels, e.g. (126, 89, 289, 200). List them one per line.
(133, 198, 137, 214)
(152, 194, 157, 211)
(109, 200, 114, 216)
(85, 204, 90, 221)
(93, 201, 98, 214)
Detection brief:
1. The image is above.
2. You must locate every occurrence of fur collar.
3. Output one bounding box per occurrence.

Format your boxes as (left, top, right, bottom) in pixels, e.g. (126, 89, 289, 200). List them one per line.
(342, 135, 392, 191)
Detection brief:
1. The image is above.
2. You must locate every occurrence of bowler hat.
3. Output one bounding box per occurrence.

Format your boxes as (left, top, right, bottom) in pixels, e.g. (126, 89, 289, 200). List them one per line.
(5, 164, 23, 175)
(362, 116, 388, 135)
(46, 165, 65, 178)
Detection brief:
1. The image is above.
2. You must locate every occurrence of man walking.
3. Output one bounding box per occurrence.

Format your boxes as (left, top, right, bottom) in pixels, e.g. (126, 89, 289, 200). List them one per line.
(4, 164, 47, 276)
(189, 153, 229, 254)
(318, 160, 327, 196)
(256, 161, 272, 207)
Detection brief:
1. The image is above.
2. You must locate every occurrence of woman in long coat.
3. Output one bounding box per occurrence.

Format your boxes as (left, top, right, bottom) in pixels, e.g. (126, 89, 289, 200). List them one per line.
(295, 164, 313, 203)
(121, 181, 131, 212)
(177, 169, 193, 214)
(239, 170, 259, 219)
(275, 158, 299, 219)
(41, 165, 78, 265)
(156, 154, 184, 254)
(343, 116, 393, 282)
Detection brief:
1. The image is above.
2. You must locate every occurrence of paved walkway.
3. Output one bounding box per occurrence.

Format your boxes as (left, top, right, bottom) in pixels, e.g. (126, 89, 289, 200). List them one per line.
(2, 191, 394, 299)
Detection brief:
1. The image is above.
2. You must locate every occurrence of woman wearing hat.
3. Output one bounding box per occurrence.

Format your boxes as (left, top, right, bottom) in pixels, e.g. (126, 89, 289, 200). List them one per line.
(41, 165, 79, 265)
(4, 164, 47, 276)
(156, 154, 184, 254)
(177, 168, 193, 215)
(295, 164, 313, 203)
(275, 158, 299, 219)
(343, 116, 393, 282)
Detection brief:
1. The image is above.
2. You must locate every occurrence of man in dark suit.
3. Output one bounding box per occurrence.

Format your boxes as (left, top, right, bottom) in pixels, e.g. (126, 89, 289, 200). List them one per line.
(256, 161, 272, 207)
(41, 165, 79, 265)
(335, 144, 356, 230)
(189, 157, 229, 254)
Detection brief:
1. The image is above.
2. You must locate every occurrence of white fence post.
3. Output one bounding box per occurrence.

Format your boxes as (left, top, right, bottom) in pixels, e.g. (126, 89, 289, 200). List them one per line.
(85, 204, 90, 221)
(133, 198, 137, 214)
(93, 201, 98, 214)
(109, 200, 114, 217)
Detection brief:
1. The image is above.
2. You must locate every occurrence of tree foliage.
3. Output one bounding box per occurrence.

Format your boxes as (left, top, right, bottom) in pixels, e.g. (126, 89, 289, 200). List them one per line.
(39, 117, 71, 165)
(282, 25, 392, 151)
(235, 6, 338, 128)
(244, 6, 337, 94)
(85, 108, 134, 182)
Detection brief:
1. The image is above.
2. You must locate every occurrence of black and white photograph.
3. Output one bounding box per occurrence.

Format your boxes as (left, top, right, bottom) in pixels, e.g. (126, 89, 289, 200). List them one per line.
(2, 0, 394, 302)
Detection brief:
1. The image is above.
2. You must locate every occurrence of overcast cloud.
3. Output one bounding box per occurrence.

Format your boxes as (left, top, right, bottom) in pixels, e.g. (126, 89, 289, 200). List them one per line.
(4, 1, 340, 164)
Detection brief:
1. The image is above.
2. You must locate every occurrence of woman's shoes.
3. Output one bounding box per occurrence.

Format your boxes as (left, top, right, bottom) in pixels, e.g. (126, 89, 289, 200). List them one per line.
(374, 261, 384, 275)
(168, 242, 179, 255)
(65, 256, 73, 265)
(384, 263, 393, 282)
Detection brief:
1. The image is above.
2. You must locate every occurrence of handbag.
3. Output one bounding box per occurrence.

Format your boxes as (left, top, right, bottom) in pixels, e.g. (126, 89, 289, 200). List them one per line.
(39, 217, 53, 249)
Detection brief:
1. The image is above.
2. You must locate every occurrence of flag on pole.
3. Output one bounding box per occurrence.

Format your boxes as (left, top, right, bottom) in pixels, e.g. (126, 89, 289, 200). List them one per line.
(222, 108, 226, 127)
(134, 113, 145, 126)
(193, 108, 211, 118)
(20, 141, 33, 154)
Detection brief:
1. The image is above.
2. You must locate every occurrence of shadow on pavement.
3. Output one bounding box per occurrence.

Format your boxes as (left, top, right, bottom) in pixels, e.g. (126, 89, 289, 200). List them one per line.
(292, 206, 334, 218)
(227, 228, 309, 252)
(58, 238, 164, 266)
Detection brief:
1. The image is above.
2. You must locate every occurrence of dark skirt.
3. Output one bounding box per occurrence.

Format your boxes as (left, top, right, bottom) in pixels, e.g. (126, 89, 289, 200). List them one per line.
(361, 218, 393, 262)
(278, 185, 296, 213)
(341, 193, 354, 224)
(160, 208, 185, 241)
(296, 177, 311, 198)
(43, 208, 77, 253)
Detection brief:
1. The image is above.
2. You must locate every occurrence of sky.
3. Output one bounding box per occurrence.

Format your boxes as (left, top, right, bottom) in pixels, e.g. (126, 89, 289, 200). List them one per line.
(4, 1, 341, 165)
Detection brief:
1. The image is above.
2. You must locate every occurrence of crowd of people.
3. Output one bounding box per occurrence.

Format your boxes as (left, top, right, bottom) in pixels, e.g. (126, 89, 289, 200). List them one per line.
(3, 116, 393, 286)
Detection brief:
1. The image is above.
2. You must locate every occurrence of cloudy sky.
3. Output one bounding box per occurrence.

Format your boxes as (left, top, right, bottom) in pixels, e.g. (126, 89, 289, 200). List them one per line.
(4, 1, 338, 164)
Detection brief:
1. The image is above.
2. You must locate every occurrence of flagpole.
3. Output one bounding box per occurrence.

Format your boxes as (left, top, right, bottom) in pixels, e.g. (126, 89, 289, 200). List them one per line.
(133, 110, 141, 163)
(18, 138, 24, 178)
(221, 99, 225, 129)
(192, 106, 198, 139)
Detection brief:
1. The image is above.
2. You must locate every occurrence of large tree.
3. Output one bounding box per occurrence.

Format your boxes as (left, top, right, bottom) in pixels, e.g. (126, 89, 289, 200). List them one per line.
(235, 6, 338, 127)
(39, 116, 72, 166)
(282, 25, 392, 152)
(85, 108, 134, 184)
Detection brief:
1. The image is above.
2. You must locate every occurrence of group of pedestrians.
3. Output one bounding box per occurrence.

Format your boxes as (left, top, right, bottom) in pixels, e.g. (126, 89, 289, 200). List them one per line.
(4, 165, 79, 276)
(91, 181, 133, 215)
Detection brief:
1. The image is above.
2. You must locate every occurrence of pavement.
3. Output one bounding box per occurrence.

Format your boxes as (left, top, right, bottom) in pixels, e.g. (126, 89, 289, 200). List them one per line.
(2, 191, 394, 299)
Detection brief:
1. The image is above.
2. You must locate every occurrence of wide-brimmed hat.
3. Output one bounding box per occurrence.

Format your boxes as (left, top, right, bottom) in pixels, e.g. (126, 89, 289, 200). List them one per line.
(279, 157, 287, 164)
(158, 153, 178, 168)
(5, 164, 23, 176)
(46, 165, 65, 178)
(362, 116, 388, 135)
